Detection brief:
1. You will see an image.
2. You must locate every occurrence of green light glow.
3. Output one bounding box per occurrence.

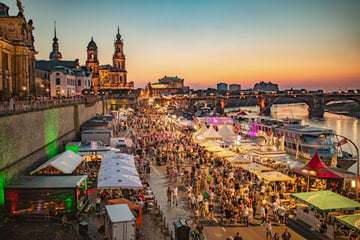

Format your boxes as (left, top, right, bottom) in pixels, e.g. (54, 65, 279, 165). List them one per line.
(44, 109, 60, 159)
(65, 196, 74, 213)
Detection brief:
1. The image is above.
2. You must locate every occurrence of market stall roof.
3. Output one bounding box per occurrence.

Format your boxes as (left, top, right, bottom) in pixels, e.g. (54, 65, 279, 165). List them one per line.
(335, 214, 360, 234)
(97, 153, 142, 189)
(213, 150, 238, 158)
(30, 150, 83, 175)
(202, 124, 223, 140)
(347, 162, 359, 175)
(217, 124, 237, 139)
(291, 190, 360, 213)
(228, 155, 252, 164)
(105, 204, 135, 223)
(5, 175, 87, 189)
(240, 162, 272, 173)
(258, 171, 294, 182)
(294, 152, 342, 178)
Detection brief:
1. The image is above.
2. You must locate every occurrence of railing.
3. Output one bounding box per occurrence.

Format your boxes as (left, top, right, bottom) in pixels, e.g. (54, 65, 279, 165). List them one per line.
(0, 96, 102, 116)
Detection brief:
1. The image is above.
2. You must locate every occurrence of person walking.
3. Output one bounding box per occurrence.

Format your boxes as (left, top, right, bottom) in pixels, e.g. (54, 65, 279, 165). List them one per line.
(173, 185, 178, 206)
(167, 186, 172, 205)
(266, 219, 272, 240)
(261, 204, 266, 225)
(281, 228, 291, 240)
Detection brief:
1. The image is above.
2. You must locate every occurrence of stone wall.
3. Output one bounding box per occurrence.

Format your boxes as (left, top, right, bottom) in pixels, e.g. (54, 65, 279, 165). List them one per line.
(0, 101, 103, 207)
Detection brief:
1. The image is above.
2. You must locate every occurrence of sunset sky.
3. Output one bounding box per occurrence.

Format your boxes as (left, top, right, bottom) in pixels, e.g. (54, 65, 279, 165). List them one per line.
(4, 0, 360, 90)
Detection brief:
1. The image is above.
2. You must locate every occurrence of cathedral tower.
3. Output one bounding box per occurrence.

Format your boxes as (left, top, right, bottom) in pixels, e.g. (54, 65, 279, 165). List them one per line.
(111, 27, 127, 85)
(86, 37, 99, 92)
(49, 21, 62, 61)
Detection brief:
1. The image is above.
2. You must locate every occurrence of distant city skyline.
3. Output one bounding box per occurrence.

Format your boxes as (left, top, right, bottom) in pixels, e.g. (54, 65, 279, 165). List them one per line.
(3, 0, 360, 90)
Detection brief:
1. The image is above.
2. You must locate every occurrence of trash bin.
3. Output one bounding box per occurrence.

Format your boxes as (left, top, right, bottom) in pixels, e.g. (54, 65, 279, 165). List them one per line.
(173, 219, 190, 240)
(79, 221, 88, 236)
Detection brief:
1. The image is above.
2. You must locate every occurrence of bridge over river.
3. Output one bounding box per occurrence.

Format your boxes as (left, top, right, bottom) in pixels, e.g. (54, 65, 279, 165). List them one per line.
(177, 92, 360, 118)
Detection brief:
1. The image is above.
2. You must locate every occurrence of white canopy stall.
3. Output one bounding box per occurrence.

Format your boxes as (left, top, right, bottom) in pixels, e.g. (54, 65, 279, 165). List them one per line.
(97, 153, 143, 189)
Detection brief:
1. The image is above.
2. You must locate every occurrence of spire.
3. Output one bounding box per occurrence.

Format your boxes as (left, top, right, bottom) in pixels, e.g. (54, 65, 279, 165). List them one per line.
(53, 21, 57, 41)
(117, 26, 120, 35)
(49, 21, 62, 60)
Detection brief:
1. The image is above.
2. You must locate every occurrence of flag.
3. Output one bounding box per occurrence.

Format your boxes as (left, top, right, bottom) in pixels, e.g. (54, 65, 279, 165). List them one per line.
(337, 138, 348, 146)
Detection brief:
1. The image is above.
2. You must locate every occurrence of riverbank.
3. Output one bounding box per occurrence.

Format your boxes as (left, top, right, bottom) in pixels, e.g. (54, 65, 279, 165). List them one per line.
(326, 102, 360, 119)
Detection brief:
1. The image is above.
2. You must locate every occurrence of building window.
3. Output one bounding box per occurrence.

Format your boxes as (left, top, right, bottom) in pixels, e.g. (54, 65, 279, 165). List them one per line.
(56, 72, 60, 75)
(78, 80, 81, 86)
(56, 78, 60, 85)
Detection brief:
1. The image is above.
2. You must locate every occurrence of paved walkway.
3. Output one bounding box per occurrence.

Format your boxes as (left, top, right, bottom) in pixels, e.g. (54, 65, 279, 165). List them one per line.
(147, 163, 330, 240)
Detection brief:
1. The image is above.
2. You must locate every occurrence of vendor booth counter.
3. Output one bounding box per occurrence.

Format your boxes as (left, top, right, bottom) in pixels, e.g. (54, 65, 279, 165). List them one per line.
(4, 175, 88, 218)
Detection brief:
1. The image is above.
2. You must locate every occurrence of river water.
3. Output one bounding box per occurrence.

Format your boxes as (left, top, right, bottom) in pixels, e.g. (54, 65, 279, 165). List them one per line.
(225, 103, 360, 154)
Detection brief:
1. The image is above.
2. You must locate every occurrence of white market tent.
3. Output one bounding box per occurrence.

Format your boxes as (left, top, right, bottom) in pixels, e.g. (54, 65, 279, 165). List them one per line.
(240, 162, 272, 173)
(217, 124, 237, 141)
(31, 150, 83, 175)
(258, 171, 294, 182)
(97, 152, 143, 189)
(228, 155, 252, 165)
(347, 162, 359, 175)
(202, 124, 223, 140)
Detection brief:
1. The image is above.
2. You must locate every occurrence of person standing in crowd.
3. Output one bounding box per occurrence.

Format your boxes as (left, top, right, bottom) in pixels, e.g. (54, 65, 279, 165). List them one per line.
(234, 232, 243, 240)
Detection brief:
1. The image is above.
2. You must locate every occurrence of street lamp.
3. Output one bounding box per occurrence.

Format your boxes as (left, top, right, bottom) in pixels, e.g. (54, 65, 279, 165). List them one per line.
(335, 135, 359, 201)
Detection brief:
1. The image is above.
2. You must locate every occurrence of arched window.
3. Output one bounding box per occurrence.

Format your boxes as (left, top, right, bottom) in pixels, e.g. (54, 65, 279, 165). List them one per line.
(119, 76, 122, 83)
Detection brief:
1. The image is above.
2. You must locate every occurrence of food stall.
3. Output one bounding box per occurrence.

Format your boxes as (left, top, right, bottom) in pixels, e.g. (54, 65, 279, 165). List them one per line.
(291, 190, 360, 240)
(30, 150, 84, 175)
(335, 214, 360, 235)
(108, 198, 142, 227)
(240, 162, 272, 174)
(4, 175, 88, 218)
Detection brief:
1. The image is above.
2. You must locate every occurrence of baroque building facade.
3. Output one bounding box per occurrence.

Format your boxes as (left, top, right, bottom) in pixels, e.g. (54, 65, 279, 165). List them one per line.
(86, 27, 134, 93)
(0, 1, 36, 100)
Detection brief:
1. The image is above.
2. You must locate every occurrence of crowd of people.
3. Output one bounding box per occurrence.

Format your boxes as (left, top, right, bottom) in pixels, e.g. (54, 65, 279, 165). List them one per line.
(123, 108, 299, 240)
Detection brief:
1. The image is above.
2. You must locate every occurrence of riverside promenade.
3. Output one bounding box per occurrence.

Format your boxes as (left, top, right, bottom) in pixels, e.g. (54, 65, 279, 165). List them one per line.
(146, 162, 317, 240)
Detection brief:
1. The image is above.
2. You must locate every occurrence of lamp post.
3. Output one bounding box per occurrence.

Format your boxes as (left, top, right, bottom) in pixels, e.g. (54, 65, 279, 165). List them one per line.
(335, 135, 359, 201)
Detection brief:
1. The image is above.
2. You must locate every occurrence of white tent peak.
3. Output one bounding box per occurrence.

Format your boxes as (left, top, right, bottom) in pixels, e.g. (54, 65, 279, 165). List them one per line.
(202, 124, 222, 140)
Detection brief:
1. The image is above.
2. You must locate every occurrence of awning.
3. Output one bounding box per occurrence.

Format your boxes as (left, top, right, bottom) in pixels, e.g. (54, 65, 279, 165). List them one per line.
(258, 171, 294, 182)
(240, 162, 272, 173)
(291, 190, 360, 213)
(335, 214, 360, 234)
(227, 155, 252, 165)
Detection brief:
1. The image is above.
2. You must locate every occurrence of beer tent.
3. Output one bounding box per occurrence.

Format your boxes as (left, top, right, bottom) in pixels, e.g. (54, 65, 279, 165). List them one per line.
(294, 152, 342, 179)
(291, 191, 360, 213)
(335, 214, 360, 234)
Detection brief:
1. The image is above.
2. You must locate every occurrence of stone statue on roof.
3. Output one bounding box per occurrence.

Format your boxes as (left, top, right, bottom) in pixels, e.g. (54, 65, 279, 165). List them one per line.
(17, 0, 24, 17)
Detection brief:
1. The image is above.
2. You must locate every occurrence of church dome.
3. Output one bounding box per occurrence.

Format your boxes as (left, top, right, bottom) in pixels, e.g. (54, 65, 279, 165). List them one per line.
(0, 2, 10, 16)
(87, 37, 97, 50)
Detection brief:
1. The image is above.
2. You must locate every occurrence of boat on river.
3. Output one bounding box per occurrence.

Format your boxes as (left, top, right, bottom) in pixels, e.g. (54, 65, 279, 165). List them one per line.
(235, 115, 355, 169)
